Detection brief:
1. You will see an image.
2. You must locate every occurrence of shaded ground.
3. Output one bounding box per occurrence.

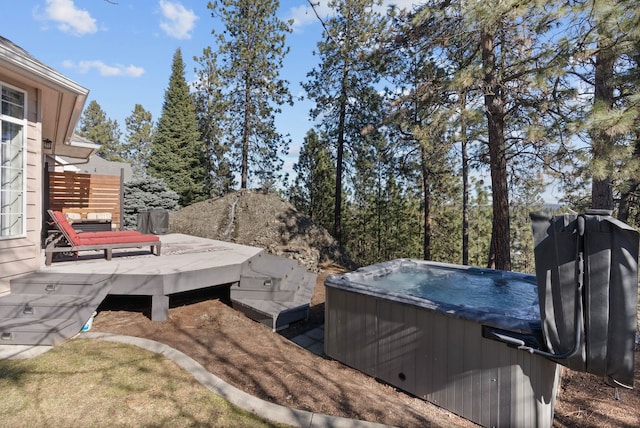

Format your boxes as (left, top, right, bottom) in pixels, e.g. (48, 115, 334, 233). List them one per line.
(91, 268, 640, 428)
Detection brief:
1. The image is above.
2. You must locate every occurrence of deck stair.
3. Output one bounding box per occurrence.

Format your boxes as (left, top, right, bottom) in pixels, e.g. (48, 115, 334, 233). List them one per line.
(231, 252, 316, 331)
(0, 273, 111, 346)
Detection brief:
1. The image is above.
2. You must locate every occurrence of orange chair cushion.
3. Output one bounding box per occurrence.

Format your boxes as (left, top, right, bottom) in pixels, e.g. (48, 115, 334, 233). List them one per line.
(76, 234, 159, 246)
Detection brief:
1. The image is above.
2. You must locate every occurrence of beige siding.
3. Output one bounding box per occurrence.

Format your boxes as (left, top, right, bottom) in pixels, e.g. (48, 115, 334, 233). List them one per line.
(0, 77, 42, 293)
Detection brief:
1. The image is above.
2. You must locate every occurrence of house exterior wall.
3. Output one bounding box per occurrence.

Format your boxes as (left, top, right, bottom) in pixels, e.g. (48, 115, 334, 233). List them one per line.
(0, 73, 42, 294)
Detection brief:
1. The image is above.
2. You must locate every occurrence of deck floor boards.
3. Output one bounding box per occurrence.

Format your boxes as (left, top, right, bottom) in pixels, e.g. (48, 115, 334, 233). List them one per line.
(40, 234, 264, 320)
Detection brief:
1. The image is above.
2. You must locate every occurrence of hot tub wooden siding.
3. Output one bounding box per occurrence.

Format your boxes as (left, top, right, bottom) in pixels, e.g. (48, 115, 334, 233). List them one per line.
(324, 286, 560, 428)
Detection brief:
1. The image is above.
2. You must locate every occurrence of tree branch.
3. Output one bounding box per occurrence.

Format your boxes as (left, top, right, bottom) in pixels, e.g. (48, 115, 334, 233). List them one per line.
(307, 1, 337, 43)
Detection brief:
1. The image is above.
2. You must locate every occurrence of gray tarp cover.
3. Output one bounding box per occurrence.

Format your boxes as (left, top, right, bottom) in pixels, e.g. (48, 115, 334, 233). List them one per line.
(530, 210, 639, 388)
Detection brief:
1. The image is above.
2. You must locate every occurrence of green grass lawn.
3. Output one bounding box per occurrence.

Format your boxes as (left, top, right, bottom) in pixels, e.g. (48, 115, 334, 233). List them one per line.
(0, 339, 284, 427)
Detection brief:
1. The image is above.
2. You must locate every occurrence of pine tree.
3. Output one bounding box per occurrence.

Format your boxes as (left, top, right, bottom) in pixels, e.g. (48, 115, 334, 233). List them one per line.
(509, 183, 545, 273)
(562, 0, 640, 211)
(405, 0, 572, 270)
(346, 132, 388, 265)
(291, 129, 335, 233)
(123, 104, 154, 175)
(148, 49, 206, 207)
(77, 100, 123, 161)
(616, 0, 640, 225)
(193, 47, 235, 197)
(381, 175, 423, 261)
(207, 0, 293, 189)
(383, 7, 465, 262)
(618, 130, 640, 226)
(468, 180, 493, 267)
(303, 0, 386, 246)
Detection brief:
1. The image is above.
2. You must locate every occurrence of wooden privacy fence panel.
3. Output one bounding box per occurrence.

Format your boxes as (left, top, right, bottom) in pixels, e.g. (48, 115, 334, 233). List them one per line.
(48, 171, 122, 229)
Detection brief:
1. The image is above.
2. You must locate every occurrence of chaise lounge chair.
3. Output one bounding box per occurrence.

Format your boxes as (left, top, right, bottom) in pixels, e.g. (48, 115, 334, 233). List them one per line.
(45, 210, 161, 266)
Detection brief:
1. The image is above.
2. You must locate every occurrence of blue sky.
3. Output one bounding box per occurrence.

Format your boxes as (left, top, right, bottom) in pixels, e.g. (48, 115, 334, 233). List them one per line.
(3, 0, 419, 181)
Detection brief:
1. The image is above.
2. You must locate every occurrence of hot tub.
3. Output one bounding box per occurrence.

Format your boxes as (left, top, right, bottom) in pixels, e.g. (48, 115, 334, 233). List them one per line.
(324, 259, 559, 428)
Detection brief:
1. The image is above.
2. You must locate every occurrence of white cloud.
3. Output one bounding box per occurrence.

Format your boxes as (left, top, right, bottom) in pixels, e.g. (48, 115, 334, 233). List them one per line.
(383, 0, 424, 12)
(158, 0, 198, 40)
(44, 0, 97, 36)
(63, 60, 145, 77)
(288, 0, 424, 33)
(288, 2, 333, 33)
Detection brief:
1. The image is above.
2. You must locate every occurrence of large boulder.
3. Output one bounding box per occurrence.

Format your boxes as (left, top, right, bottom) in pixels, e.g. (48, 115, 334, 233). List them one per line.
(169, 190, 348, 272)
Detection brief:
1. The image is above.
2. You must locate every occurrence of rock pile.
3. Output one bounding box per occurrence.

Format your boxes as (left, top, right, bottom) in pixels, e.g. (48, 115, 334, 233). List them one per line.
(168, 190, 347, 272)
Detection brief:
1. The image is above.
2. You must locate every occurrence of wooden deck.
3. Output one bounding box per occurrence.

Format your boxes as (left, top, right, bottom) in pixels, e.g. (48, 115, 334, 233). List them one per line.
(40, 234, 264, 320)
(1, 234, 315, 345)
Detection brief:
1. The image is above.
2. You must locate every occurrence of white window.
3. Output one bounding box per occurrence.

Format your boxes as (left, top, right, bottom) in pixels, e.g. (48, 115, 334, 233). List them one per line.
(1, 83, 26, 238)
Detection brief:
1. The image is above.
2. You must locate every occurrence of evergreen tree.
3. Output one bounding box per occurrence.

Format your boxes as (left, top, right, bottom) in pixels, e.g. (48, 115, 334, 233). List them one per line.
(509, 184, 544, 273)
(77, 100, 123, 161)
(588, 2, 622, 210)
(381, 176, 423, 262)
(457, 90, 484, 265)
(148, 49, 206, 207)
(467, 180, 493, 267)
(405, 0, 571, 270)
(618, 129, 640, 226)
(207, 0, 293, 189)
(346, 132, 388, 265)
(123, 176, 179, 228)
(123, 104, 154, 175)
(561, 0, 640, 212)
(193, 46, 235, 197)
(303, 0, 386, 246)
(383, 7, 464, 262)
(290, 129, 335, 233)
(617, 0, 640, 225)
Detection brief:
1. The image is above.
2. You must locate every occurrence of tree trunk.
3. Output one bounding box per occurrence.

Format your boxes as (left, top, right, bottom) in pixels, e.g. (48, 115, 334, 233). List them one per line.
(618, 183, 638, 223)
(618, 135, 640, 222)
(241, 74, 251, 189)
(333, 64, 349, 247)
(376, 170, 382, 261)
(460, 91, 469, 266)
(421, 146, 431, 261)
(482, 29, 511, 271)
(590, 40, 616, 210)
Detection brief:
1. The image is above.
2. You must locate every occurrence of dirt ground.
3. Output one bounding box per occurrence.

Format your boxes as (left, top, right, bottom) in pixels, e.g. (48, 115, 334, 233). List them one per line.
(91, 269, 640, 427)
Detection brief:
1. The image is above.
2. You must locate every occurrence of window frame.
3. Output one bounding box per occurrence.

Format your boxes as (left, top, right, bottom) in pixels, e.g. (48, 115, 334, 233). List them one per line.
(0, 81, 27, 239)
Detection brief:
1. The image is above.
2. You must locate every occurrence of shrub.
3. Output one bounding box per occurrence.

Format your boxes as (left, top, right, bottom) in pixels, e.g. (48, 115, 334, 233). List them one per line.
(123, 175, 180, 228)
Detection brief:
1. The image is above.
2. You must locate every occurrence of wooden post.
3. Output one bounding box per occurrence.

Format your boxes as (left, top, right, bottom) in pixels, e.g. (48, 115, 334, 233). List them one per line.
(119, 168, 125, 231)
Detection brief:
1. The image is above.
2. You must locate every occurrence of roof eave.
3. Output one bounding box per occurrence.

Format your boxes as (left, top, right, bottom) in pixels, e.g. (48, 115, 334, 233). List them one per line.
(0, 38, 89, 156)
(0, 42, 88, 96)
